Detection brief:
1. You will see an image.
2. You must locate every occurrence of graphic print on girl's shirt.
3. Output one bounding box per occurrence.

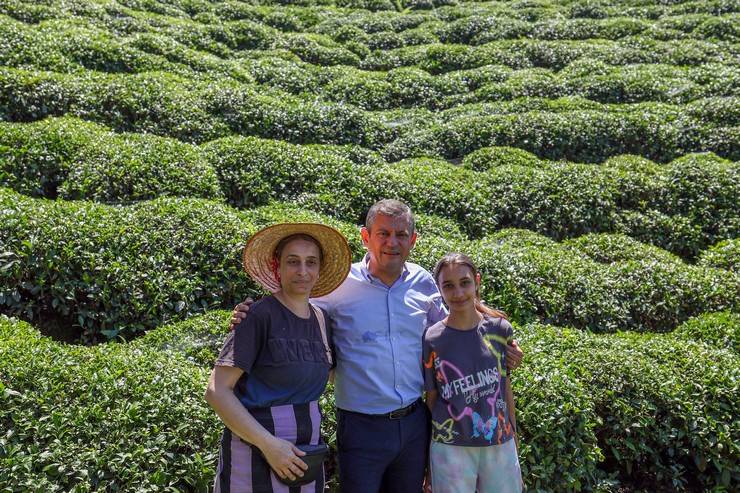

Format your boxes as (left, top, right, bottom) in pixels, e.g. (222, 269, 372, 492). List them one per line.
(423, 316, 515, 447)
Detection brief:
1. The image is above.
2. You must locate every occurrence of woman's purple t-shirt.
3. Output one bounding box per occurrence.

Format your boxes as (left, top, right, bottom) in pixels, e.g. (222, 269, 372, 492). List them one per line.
(423, 315, 515, 447)
(216, 296, 333, 408)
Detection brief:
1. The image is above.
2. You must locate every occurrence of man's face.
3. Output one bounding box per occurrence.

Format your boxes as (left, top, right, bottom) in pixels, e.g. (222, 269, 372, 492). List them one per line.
(361, 213, 417, 274)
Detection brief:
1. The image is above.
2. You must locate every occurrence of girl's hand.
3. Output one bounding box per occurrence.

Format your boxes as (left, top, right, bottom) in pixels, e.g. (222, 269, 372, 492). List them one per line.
(260, 436, 308, 482)
(423, 469, 433, 493)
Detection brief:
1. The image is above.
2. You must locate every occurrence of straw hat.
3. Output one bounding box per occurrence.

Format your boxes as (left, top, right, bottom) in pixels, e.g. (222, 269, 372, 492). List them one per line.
(242, 223, 352, 298)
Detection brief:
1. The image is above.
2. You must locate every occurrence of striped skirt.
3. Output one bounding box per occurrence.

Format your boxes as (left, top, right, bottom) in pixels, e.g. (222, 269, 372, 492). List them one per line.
(214, 401, 324, 493)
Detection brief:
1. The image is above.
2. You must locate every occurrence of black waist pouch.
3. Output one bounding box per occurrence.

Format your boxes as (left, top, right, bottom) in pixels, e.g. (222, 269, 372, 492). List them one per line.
(275, 442, 328, 487)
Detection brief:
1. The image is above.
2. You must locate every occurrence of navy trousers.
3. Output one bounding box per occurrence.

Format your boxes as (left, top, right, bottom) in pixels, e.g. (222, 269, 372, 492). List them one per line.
(337, 403, 430, 493)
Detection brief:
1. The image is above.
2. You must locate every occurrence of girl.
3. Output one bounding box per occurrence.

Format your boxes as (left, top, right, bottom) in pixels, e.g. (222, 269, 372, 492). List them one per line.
(205, 223, 352, 493)
(423, 253, 522, 493)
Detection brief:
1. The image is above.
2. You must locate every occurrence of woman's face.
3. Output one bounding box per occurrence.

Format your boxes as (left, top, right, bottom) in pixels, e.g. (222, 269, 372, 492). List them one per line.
(277, 238, 321, 298)
(437, 263, 480, 313)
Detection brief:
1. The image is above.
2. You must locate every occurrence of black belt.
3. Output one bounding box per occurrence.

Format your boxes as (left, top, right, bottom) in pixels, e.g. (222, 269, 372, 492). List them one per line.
(343, 398, 424, 419)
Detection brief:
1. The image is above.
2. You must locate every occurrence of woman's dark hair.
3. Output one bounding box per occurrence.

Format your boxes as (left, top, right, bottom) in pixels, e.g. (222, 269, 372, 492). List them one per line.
(274, 234, 324, 263)
(433, 252, 508, 320)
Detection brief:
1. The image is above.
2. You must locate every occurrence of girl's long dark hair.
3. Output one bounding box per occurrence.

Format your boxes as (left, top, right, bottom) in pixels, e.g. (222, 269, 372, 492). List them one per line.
(433, 253, 508, 320)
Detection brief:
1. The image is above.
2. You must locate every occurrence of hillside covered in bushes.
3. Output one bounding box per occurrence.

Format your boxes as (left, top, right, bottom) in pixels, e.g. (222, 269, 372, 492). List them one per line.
(0, 0, 737, 491)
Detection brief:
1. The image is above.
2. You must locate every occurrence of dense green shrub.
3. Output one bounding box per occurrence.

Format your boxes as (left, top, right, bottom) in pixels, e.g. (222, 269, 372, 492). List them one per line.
(355, 158, 499, 237)
(510, 324, 604, 491)
(60, 132, 222, 202)
(698, 239, 740, 272)
(0, 315, 221, 492)
(483, 162, 618, 239)
(659, 153, 740, 246)
(606, 152, 740, 259)
(673, 311, 740, 353)
(386, 100, 735, 163)
(0, 189, 255, 341)
(0, 117, 222, 202)
(201, 135, 361, 208)
(360, 37, 736, 73)
(472, 229, 738, 333)
(3, 309, 737, 490)
(134, 310, 231, 366)
(277, 33, 361, 66)
(2, 116, 734, 260)
(7, 187, 733, 339)
(563, 233, 683, 265)
(0, 17, 173, 74)
(0, 67, 388, 147)
(517, 323, 740, 490)
(612, 209, 705, 259)
(0, 117, 102, 198)
(462, 146, 543, 171)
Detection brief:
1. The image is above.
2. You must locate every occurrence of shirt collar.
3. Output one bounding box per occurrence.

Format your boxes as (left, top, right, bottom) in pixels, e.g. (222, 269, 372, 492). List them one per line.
(360, 253, 410, 285)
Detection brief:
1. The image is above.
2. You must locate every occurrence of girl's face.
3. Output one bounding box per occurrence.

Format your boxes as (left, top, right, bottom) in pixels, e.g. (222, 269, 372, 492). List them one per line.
(437, 263, 480, 313)
(277, 238, 321, 298)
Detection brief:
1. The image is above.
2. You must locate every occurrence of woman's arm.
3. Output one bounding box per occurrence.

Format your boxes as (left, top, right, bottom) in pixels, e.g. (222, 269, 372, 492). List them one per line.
(205, 366, 308, 481)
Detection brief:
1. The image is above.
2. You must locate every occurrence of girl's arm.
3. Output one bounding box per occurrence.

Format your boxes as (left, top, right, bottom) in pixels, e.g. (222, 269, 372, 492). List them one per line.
(425, 389, 438, 411)
(504, 376, 519, 452)
(205, 366, 308, 481)
(423, 389, 438, 493)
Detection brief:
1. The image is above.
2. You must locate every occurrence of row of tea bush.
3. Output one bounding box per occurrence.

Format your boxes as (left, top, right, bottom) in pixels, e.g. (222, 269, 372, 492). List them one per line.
(2, 117, 736, 255)
(3, 67, 736, 163)
(2, 0, 735, 27)
(1, 310, 736, 491)
(2, 189, 736, 340)
(3, 16, 737, 109)
(2, 0, 736, 60)
(2, 12, 737, 72)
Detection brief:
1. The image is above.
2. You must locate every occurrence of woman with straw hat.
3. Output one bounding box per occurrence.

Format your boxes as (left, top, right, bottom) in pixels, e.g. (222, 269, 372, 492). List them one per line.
(205, 223, 352, 493)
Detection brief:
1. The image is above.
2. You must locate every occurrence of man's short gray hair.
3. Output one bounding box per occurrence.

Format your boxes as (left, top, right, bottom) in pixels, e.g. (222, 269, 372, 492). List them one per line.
(365, 199, 415, 233)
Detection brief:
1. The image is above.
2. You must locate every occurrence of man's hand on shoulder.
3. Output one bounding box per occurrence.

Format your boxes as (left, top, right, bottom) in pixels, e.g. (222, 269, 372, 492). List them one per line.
(505, 340, 523, 370)
(229, 297, 255, 331)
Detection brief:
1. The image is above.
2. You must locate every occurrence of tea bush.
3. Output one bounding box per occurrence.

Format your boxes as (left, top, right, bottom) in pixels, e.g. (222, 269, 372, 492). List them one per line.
(471, 229, 738, 333)
(563, 233, 684, 265)
(0, 315, 221, 492)
(134, 310, 231, 366)
(0, 67, 388, 147)
(0, 188, 255, 341)
(462, 146, 542, 171)
(0, 117, 222, 202)
(2, 117, 736, 259)
(673, 311, 740, 353)
(698, 238, 740, 272)
(4, 314, 737, 491)
(201, 135, 361, 209)
(517, 323, 740, 490)
(386, 100, 736, 163)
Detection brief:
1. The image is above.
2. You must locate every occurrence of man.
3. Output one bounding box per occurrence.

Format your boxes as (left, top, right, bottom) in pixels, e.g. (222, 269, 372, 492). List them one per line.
(232, 199, 523, 492)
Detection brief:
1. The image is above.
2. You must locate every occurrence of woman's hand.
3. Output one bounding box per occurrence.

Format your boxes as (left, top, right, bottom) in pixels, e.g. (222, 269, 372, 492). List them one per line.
(260, 436, 308, 482)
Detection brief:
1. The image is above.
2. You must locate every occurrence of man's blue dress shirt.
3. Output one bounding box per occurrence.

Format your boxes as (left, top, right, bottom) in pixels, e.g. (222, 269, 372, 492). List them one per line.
(314, 254, 446, 414)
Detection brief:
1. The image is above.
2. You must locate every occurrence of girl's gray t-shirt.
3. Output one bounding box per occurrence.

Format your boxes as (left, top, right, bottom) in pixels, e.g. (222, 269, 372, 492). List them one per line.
(423, 315, 515, 447)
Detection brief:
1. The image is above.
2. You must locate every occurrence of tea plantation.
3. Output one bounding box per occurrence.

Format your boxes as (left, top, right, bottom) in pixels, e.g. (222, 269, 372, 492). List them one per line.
(0, 0, 737, 491)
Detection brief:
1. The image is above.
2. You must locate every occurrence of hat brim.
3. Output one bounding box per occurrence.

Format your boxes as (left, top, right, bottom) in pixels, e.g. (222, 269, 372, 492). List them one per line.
(242, 223, 352, 298)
